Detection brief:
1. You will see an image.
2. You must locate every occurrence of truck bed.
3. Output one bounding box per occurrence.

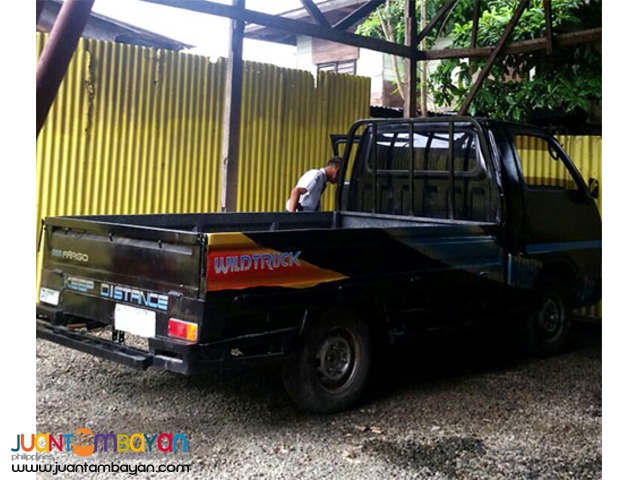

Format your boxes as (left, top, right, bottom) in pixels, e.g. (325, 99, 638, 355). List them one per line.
(40, 211, 502, 295)
(37, 209, 503, 375)
(56, 210, 489, 233)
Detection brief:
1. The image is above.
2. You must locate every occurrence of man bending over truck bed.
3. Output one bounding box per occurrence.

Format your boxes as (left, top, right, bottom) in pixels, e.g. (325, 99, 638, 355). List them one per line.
(286, 156, 342, 212)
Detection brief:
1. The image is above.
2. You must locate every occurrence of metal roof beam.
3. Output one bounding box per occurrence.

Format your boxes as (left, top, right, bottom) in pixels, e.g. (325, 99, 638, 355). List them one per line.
(418, 27, 601, 60)
(299, 0, 331, 29)
(415, 0, 458, 44)
(140, 0, 416, 58)
(332, 0, 386, 31)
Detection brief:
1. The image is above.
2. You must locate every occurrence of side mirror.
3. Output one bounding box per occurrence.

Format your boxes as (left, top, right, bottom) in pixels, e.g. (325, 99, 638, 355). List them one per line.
(588, 178, 599, 199)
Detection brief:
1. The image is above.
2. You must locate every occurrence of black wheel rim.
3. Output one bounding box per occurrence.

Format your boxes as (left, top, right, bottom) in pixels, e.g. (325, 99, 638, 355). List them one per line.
(315, 327, 360, 394)
(536, 293, 565, 342)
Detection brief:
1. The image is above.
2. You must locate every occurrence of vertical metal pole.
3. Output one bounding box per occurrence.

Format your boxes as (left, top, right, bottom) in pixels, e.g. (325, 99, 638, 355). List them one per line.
(409, 120, 415, 216)
(448, 120, 455, 219)
(36, 0, 95, 136)
(372, 123, 378, 214)
(404, 0, 417, 118)
(220, 0, 245, 212)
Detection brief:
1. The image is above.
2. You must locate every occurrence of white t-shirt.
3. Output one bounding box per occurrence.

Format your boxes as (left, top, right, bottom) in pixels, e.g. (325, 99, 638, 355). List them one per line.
(286, 168, 327, 211)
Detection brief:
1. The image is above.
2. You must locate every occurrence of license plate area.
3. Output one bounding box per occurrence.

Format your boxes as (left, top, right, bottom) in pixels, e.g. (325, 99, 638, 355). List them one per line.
(114, 304, 156, 338)
(39, 287, 60, 306)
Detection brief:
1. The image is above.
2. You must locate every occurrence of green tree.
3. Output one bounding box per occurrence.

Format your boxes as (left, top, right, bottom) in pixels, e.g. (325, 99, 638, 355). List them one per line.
(356, 0, 601, 121)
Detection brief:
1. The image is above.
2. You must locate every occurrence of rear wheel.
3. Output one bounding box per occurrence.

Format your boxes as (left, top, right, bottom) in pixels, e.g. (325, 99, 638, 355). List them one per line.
(526, 278, 572, 357)
(283, 308, 373, 413)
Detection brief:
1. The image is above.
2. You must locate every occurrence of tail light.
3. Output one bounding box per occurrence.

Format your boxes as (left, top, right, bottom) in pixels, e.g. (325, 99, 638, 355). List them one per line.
(168, 318, 198, 342)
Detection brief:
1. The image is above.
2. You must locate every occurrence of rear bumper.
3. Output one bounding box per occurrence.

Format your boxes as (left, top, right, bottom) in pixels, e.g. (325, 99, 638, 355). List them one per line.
(37, 319, 155, 370)
(36, 305, 298, 375)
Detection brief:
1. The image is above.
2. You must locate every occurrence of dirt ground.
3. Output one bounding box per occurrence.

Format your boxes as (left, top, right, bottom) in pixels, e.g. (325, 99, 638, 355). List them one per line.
(35, 321, 601, 479)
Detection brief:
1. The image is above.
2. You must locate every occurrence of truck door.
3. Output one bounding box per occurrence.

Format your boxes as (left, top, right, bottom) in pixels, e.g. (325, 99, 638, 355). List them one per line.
(505, 126, 601, 250)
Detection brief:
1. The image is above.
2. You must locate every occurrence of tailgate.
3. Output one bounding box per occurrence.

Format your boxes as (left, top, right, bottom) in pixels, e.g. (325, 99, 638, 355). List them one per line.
(37, 216, 206, 334)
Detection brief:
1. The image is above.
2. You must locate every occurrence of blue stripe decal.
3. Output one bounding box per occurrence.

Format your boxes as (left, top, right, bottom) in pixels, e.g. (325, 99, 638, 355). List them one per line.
(526, 240, 602, 255)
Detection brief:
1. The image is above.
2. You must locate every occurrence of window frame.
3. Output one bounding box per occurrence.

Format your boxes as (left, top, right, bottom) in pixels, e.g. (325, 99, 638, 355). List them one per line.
(317, 59, 357, 75)
(343, 120, 500, 223)
(508, 129, 589, 196)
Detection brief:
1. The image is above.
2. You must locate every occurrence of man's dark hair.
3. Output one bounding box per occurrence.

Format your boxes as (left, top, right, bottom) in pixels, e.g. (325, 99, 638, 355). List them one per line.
(326, 156, 342, 168)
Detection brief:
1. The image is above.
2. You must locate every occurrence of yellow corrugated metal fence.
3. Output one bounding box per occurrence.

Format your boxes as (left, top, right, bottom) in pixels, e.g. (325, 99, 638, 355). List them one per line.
(37, 33, 370, 223)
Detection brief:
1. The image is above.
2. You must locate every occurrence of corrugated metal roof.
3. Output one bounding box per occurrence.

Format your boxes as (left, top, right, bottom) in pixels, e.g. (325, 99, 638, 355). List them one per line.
(37, 0, 193, 51)
(245, 0, 367, 44)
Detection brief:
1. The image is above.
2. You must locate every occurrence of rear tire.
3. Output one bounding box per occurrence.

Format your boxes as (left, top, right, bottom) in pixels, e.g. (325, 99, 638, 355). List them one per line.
(283, 308, 373, 414)
(525, 278, 572, 357)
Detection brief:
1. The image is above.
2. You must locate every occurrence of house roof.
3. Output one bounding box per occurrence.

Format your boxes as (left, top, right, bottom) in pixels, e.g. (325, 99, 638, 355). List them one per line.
(245, 0, 368, 45)
(37, 0, 192, 51)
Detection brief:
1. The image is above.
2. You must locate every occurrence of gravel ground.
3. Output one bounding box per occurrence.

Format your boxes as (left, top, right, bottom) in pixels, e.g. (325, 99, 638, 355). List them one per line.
(35, 321, 601, 480)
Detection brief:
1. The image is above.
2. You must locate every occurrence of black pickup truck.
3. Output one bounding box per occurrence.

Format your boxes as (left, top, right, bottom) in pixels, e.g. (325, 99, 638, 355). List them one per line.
(36, 117, 601, 413)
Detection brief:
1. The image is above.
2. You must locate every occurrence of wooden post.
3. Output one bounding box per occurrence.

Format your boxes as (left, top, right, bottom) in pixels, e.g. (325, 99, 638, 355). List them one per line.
(419, 0, 427, 117)
(543, 0, 553, 54)
(220, 0, 245, 212)
(404, 0, 417, 118)
(471, 0, 481, 49)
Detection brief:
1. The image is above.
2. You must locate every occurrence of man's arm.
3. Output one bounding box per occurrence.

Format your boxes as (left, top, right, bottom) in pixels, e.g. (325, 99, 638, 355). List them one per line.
(287, 187, 307, 212)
